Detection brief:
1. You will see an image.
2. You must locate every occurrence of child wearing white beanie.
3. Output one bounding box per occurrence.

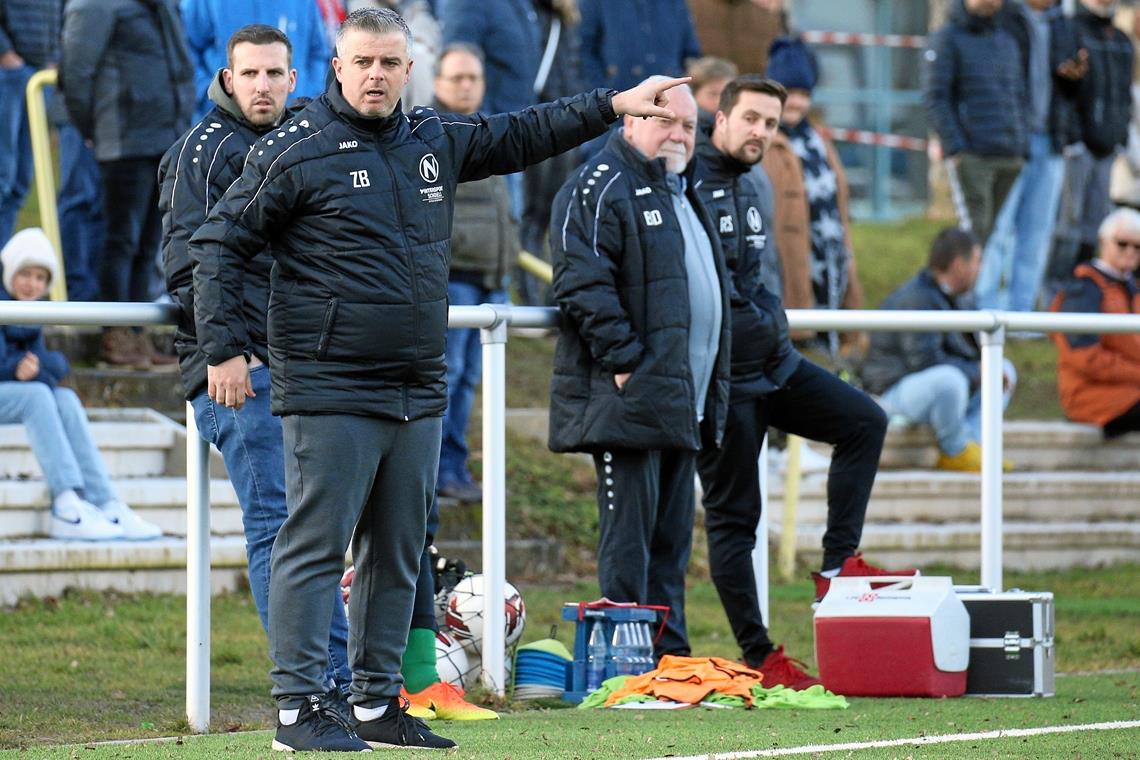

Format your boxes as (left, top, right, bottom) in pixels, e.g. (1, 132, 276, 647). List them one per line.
(1, 229, 162, 540)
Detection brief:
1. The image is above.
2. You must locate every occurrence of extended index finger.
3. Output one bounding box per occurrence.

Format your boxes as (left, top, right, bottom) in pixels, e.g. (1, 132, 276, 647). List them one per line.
(652, 76, 692, 91)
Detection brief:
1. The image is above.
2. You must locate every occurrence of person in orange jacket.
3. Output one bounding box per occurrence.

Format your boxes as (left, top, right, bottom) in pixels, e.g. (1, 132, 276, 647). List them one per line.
(1050, 207, 1140, 438)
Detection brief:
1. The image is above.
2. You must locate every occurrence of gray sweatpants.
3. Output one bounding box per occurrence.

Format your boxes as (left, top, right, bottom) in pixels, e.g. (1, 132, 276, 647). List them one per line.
(268, 413, 442, 708)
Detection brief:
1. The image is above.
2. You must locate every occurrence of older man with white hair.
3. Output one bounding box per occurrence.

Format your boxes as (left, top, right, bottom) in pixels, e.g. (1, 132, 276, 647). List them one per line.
(548, 79, 732, 662)
(1051, 207, 1140, 438)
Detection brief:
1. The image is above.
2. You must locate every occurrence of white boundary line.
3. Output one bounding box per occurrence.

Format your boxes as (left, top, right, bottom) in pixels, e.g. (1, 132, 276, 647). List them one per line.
(650, 720, 1140, 760)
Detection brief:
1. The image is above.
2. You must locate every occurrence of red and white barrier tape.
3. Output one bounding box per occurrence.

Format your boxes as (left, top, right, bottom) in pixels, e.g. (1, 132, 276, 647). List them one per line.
(800, 30, 928, 49)
(816, 126, 927, 153)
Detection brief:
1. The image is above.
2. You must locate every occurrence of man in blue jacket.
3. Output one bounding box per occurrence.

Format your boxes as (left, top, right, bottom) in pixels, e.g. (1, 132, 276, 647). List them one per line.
(181, 0, 331, 120)
(190, 8, 687, 751)
(926, 0, 1029, 247)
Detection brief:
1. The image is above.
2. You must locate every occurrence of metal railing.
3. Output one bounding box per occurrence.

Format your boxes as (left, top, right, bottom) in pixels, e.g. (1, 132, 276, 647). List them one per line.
(24, 69, 67, 302)
(3, 299, 1139, 732)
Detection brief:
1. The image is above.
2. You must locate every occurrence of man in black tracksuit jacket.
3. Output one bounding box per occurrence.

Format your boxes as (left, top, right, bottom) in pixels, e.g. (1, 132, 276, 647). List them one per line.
(693, 77, 894, 687)
(188, 8, 690, 752)
(158, 25, 353, 703)
(548, 83, 732, 662)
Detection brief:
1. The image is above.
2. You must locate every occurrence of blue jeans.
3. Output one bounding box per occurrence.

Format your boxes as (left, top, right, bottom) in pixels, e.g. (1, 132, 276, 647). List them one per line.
(190, 364, 350, 689)
(438, 281, 506, 488)
(878, 360, 1017, 455)
(977, 132, 1065, 312)
(0, 382, 116, 504)
(57, 126, 105, 301)
(0, 64, 34, 247)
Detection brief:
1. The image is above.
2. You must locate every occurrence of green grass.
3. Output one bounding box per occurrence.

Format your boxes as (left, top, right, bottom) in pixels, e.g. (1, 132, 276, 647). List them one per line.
(3, 565, 1139, 753)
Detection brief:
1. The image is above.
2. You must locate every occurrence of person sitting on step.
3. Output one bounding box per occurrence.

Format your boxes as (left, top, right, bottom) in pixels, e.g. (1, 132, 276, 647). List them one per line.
(0, 228, 162, 540)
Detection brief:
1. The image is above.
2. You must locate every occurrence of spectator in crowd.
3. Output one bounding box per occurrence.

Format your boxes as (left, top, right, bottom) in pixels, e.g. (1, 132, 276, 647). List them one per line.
(763, 36, 866, 359)
(694, 76, 901, 648)
(975, 0, 1069, 312)
(1109, 5, 1140, 210)
(688, 0, 786, 76)
(518, 0, 582, 305)
(578, 0, 701, 93)
(548, 80, 731, 662)
(435, 43, 517, 502)
(442, 0, 540, 114)
(157, 24, 352, 705)
(317, 0, 348, 51)
(1046, 0, 1135, 298)
(689, 56, 738, 118)
(926, 0, 1028, 249)
(442, 0, 542, 217)
(60, 0, 193, 366)
(189, 7, 685, 751)
(862, 228, 1017, 473)
(1, 228, 161, 541)
(181, 0, 331, 120)
(1050, 207, 1140, 438)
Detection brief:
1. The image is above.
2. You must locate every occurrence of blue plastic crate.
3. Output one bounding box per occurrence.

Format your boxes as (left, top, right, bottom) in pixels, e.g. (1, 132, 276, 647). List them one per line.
(560, 602, 659, 703)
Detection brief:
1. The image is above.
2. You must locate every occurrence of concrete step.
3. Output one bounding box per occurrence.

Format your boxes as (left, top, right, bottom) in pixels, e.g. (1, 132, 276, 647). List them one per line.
(771, 521, 1140, 572)
(0, 536, 250, 605)
(767, 470, 1140, 524)
(0, 419, 175, 479)
(508, 408, 1140, 473)
(874, 421, 1140, 471)
(0, 477, 241, 539)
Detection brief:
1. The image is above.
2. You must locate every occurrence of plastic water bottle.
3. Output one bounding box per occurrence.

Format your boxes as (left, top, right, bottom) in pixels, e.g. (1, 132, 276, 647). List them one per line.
(585, 621, 608, 691)
(610, 622, 638, 676)
(635, 621, 656, 673)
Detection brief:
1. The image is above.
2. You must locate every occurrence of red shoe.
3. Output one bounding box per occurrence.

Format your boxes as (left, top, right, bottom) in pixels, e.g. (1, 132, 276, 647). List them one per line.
(812, 552, 919, 602)
(408, 682, 498, 721)
(753, 646, 822, 690)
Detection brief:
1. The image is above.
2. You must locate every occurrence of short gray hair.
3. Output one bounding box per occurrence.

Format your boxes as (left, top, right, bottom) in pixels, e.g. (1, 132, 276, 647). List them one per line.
(435, 42, 484, 77)
(1097, 207, 1140, 241)
(336, 7, 412, 58)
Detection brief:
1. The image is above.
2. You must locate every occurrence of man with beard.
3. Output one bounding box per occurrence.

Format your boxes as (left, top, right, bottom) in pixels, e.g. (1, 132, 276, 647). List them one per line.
(693, 77, 908, 686)
(549, 80, 732, 663)
(158, 24, 353, 704)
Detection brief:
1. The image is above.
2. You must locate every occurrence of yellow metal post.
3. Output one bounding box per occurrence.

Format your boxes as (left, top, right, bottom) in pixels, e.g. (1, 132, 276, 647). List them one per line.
(24, 69, 67, 302)
(778, 434, 803, 581)
(517, 250, 553, 285)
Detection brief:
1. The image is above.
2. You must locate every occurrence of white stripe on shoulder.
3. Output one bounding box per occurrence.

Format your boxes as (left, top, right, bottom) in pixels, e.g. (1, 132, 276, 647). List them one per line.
(439, 120, 479, 128)
(592, 171, 622, 258)
(560, 187, 578, 251)
(169, 122, 205, 213)
(204, 132, 235, 215)
(410, 114, 440, 133)
(241, 128, 326, 216)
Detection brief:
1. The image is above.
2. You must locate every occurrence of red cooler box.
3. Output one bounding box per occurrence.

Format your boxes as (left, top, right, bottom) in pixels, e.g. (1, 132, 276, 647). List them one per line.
(814, 576, 970, 697)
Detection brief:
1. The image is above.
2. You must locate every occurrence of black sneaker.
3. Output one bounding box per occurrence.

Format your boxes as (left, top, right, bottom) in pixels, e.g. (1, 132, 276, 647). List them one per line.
(323, 685, 353, 724)
(351, 696, 457, 750)
(272, 693, 371, 752)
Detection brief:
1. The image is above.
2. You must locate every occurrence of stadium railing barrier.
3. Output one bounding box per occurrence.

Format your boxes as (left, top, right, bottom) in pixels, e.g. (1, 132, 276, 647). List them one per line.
(24, 69, 67, 302)
(3, 299, 1139, 732)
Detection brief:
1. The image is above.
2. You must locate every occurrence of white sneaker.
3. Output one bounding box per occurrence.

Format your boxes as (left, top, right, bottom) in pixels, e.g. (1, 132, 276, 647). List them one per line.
(51, 490, 125, 541)
(100, 500, 163, 540)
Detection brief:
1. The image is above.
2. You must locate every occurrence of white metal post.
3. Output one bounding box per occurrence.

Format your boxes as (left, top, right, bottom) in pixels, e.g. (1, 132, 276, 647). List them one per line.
(979, 327, 1005, 591)
(480, 310, 509, 695)
(185, 402, 211, 733)
(753, 436, 769, 625)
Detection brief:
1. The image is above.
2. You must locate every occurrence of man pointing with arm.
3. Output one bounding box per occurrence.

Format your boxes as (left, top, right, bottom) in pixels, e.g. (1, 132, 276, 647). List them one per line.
(190, 7, 688, 752)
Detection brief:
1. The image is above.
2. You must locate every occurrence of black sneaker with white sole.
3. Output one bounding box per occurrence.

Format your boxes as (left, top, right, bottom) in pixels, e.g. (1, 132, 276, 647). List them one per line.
(351, 696, 457, 750)
(272, 693, 371, 752)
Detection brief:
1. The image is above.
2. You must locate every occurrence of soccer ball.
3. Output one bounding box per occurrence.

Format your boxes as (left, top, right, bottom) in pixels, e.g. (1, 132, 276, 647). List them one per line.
(434, 629, 473, 688)
(444, 574, 526, 654)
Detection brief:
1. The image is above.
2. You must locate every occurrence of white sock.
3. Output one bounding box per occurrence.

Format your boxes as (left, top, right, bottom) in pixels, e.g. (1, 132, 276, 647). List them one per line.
(279, 708, 300, 726)
(820, 567, 841, 579)
(354, 703, 388, 722)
